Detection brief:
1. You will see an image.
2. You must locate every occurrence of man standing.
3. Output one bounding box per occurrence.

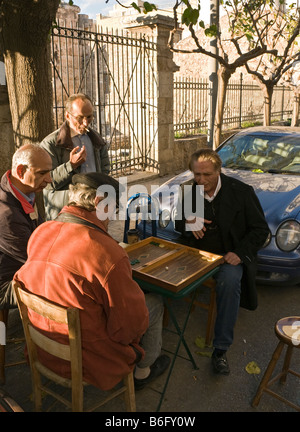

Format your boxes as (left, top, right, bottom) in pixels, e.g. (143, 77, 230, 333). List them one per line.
(0, 144, 52, 309)
(40, 93, 110, 220)
(175, 149, 269, 375)
(14, 172, 170, 391)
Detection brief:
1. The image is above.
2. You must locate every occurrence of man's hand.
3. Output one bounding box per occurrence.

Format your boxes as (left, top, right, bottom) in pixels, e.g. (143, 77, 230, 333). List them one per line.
(186, 216, 212, 239)
(223, 252, 242, 266)
(70, 146, 87, 169)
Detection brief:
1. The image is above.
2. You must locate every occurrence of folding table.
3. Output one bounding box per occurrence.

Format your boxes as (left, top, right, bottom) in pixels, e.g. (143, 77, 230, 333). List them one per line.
(125, 237, 223, 411)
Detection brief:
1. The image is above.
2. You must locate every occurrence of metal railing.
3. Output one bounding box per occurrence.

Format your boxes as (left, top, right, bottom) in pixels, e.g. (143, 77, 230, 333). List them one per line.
(51, 24, 294, 175)
(174, 74, 293, 136)
(51, 24, 158, 175)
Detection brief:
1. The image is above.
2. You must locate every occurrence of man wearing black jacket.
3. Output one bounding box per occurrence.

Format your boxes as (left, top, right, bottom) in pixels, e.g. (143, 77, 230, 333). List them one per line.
(0, 144, 52, 309)
(175, 148, 269, 375)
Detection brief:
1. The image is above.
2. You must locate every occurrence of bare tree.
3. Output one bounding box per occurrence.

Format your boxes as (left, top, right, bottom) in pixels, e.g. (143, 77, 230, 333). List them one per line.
(239, 5, 300, 125)
(281, 57, 300, 125)
(119, 1, 300, 147)
(168, 0, 284, 147)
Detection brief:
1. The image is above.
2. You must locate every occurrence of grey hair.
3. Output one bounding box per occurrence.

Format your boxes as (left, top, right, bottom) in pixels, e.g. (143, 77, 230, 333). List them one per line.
(11, 143, 46, 171)
(188, 148, 222, 172)
(65, 93, 93, 113)
(68, 183, 96, 211)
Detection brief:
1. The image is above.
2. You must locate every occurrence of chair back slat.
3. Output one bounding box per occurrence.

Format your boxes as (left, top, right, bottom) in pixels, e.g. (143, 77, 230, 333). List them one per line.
(28, 324, 71, 361)
(17, 287, 68, 324)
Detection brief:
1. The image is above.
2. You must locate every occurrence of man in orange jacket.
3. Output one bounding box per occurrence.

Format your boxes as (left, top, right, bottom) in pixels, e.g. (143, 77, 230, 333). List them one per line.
(14, 172, 169, 391)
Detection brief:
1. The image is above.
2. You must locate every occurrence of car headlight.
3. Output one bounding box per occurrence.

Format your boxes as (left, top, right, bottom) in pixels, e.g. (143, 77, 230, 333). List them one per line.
(159, 209, 171, 228)
(276, 220, 300, 252)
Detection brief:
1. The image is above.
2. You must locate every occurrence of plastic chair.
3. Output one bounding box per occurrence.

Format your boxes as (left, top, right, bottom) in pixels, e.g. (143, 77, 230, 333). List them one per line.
(252, 316, 300, 412)
(13, 280, 136, 412)
(123, 193, 157, 243)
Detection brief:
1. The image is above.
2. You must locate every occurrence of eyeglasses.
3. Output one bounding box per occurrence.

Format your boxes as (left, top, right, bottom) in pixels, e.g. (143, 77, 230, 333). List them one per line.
(67, 111, 93, 124)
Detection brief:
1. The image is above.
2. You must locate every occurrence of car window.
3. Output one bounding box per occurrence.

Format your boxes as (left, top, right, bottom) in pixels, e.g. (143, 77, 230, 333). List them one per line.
(218, 133, 300, 174)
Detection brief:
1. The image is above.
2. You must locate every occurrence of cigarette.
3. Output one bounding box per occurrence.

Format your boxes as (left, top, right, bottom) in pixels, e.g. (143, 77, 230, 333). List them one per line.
(84, 127, 90, 132)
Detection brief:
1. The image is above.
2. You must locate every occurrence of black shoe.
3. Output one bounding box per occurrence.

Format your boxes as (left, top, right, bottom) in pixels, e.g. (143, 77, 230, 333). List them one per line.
(211, 350, 230, 375)
(134, 355, 171, 390)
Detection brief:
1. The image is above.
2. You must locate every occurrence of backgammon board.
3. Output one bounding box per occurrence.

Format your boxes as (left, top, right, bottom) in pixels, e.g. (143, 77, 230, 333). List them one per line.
(125, 237, 223, 292)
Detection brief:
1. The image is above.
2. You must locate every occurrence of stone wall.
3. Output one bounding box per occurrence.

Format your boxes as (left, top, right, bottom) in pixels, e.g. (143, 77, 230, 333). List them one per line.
(53, 3, 97, 126)
(173, 129, 240, 173)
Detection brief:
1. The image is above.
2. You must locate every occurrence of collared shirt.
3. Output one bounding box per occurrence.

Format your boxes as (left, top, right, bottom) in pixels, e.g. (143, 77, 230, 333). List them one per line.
(13, 186, 35, 207)
(204, 175, 221, 202)
(72, 134, 96, 173)
(6, 171, 36, 215)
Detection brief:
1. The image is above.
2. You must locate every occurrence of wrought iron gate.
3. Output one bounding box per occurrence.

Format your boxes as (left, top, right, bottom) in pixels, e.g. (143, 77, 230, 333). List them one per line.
(51, 25, 159, 175)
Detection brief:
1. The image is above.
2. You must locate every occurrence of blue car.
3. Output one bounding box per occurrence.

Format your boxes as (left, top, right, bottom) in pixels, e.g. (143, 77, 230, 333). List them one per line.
(134, 127, 300, 286)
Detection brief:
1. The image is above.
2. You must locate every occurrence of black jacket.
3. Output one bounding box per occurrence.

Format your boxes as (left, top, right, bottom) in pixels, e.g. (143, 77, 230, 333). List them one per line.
(0, 172, 42, 290)
(175, 173, 269, 310)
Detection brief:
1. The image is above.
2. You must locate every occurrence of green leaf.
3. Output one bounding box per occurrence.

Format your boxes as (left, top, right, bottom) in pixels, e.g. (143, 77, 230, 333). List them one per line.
(143, 2, 157, 13)
(195, 336, 206, 349)
(191, 9, 200, 25)
(205, 24, 218, 37)
(131, 2, 141, 13)
(245, 361, 261, 374)
(181, 9, 191, 26)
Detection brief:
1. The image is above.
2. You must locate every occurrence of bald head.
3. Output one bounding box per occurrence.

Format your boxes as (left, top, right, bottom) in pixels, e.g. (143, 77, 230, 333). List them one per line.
(10, 143, 52, 195)
(12, 144, 49, 172)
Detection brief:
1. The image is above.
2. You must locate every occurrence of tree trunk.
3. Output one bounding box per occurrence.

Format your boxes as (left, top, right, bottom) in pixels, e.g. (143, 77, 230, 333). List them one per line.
(0, 0, 60, 218)
(291, 91, 300, 127)
(213, 65, 232, 149)
(262, 84, 274, 126)
(0, 0, 60, 147)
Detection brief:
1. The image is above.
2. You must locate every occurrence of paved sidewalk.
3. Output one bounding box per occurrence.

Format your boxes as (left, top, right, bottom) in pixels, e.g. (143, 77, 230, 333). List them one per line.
(1, 171, 300, 413)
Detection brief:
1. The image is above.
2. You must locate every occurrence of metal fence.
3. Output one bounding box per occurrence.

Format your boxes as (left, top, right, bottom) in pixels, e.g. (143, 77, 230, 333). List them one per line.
(174, 74, 293, 136)
(51, 24, 295, 175)
(51, 24, 158, 175)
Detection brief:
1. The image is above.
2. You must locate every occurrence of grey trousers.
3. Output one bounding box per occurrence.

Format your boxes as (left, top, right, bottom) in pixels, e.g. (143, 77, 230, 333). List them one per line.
(138, 293, 164, 368)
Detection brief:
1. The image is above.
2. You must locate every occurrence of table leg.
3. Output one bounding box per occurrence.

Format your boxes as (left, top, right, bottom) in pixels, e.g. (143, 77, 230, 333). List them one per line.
(156, 289, 199, 412)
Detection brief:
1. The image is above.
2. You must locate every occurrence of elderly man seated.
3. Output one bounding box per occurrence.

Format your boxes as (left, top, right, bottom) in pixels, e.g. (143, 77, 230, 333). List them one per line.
(14, 172, 170, 391)
(0, 144, 52, 310)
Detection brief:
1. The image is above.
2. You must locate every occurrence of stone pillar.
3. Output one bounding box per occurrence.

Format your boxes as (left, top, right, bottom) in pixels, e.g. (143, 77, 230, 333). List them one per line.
(155, 16, 180, 175)
(126, 15, 180, 176)
(0, 59, 14, 177)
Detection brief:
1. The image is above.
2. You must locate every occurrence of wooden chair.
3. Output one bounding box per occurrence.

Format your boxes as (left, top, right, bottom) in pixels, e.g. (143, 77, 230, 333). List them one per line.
(184, 278, 217, 346)
(0, 387, 24, 412)
(13, 280, 136, 412)
(252, 316, 300, 412)
(0, 309, 26, 385)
